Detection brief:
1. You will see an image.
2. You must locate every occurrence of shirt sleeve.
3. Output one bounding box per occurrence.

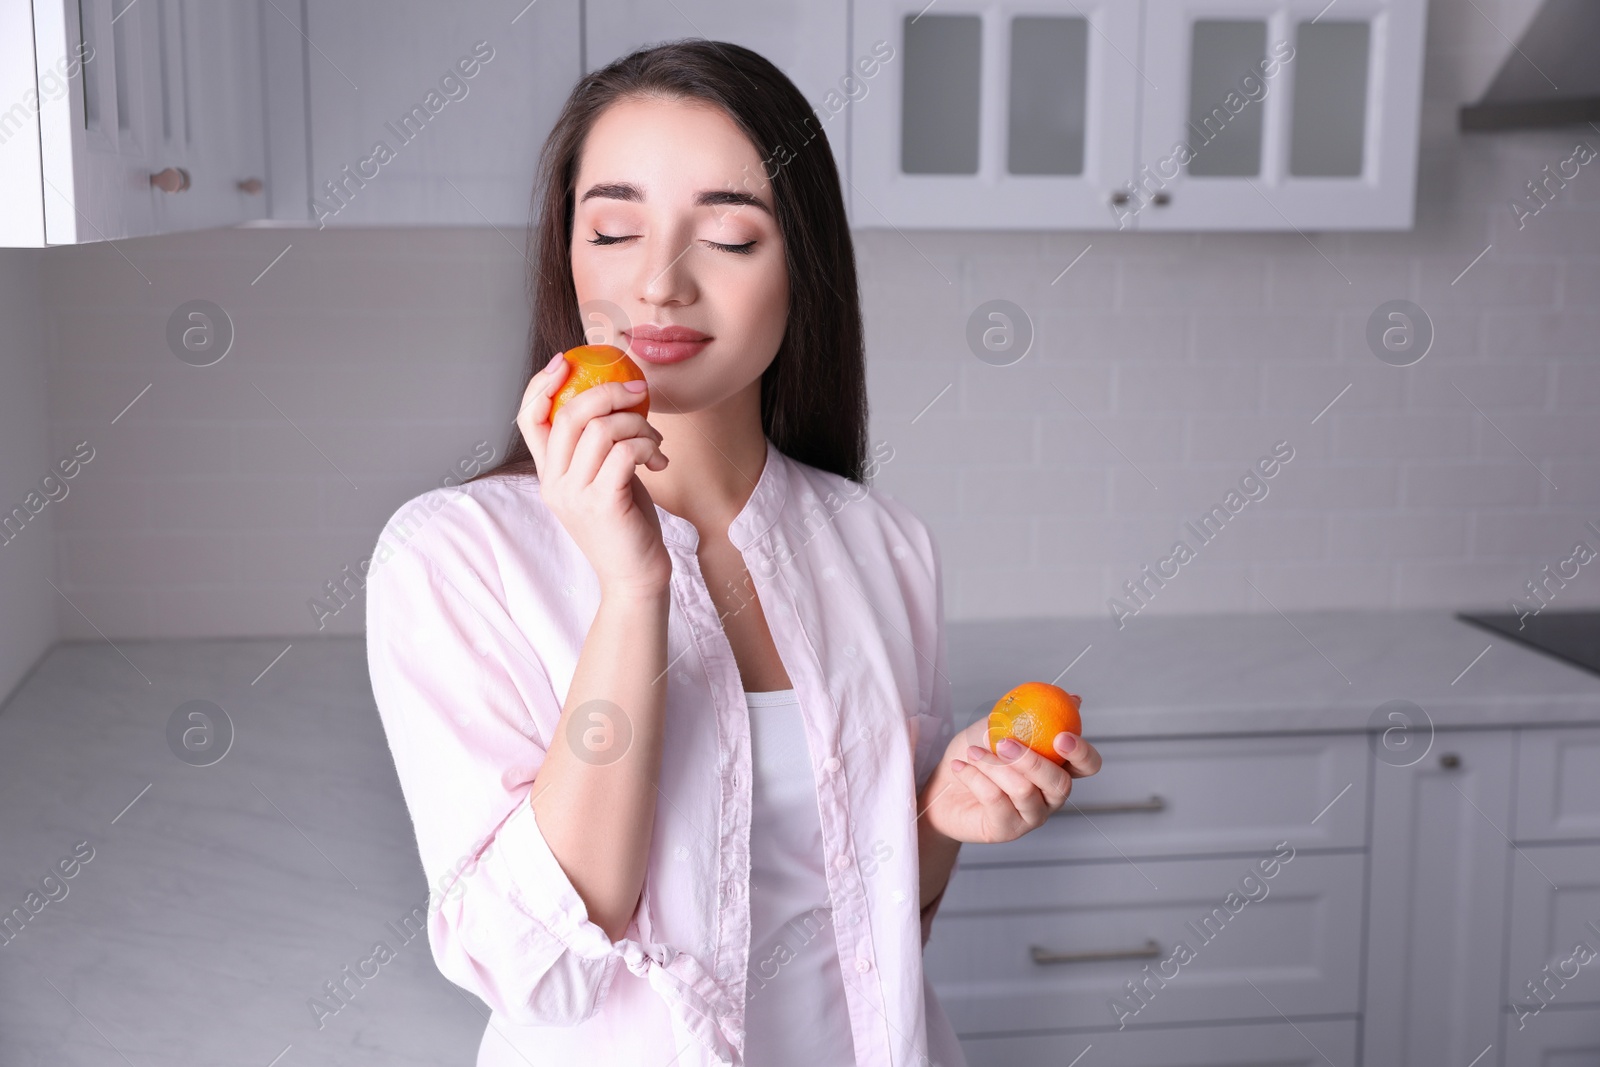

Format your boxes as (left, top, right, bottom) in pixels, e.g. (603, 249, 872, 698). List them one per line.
(364, 533, 628, 1027)
(913, 521, 961, 946)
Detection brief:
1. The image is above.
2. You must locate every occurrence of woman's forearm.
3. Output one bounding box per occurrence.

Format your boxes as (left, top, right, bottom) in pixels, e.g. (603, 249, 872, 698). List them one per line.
(916, 778, 962, 915)
(529, 585, 671, 943)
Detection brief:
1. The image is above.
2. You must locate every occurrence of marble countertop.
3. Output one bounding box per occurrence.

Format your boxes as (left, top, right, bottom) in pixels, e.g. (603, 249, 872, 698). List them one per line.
(946, 609, 1600, 739)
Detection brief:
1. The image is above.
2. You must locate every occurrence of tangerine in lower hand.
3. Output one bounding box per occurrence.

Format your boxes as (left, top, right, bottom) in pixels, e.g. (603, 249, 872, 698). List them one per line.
(549, 344, 650, 420)
(987, 682, 1083, 765)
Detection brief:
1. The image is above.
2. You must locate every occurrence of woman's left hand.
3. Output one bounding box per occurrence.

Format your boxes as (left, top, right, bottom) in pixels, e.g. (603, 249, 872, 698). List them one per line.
(919, 717, 1102, 845)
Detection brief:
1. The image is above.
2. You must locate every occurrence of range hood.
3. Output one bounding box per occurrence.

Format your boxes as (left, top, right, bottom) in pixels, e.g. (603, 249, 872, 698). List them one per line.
(1459, 0, 1600, 131)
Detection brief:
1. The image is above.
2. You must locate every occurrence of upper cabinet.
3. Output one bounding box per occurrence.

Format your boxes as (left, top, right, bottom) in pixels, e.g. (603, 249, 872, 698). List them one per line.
(1, 0, 1431, 243)
(1, 0, 269, 246)
(851, 0, 1429, 230)
(852, 0, 1141, 230)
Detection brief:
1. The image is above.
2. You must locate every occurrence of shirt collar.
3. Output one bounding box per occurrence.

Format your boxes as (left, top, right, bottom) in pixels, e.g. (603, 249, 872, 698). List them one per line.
(652, 434, 790, 553)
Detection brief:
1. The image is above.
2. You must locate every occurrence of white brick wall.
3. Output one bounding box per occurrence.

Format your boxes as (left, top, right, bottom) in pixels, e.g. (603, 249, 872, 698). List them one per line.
(27, 0, 1600, 638)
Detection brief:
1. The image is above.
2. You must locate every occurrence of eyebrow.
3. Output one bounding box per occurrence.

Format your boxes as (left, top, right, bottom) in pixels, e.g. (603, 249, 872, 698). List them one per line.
(577, 181, 773, 218)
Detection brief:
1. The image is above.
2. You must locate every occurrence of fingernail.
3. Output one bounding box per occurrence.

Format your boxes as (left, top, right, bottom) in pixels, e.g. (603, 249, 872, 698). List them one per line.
(544, 352, 563, 372)
(624, 379, 647, 392)
(1057, 733, 1077, 754)
(998, 738, 1024, 758)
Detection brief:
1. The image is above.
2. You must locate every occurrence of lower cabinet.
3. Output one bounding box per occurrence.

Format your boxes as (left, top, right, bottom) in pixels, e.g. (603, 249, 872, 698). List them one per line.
(1362, 729, 1515, 1067)
(926, 725, 1600, 1067)
(926, 852, 1363, 1033)
(957, 1019, 1359, 1067)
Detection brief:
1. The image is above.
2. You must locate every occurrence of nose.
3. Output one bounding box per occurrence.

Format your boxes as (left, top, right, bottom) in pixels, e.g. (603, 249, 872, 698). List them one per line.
(639, 229, 698, 310)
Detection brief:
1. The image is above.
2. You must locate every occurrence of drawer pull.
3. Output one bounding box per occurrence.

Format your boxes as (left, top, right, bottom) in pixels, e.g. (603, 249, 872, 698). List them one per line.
(1052, 794, 1166, 817)
(1030, 939, 1162, 965)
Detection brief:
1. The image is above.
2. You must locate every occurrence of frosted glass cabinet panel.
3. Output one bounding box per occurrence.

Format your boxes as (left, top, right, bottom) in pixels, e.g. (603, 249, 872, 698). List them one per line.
(852, 0, 1141, 230)
(1134, 0, 1426, 229)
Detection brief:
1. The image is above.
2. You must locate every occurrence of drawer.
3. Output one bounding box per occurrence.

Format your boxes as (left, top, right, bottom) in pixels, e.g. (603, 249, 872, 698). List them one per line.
(958, 1019, 1359, 1067)
(1515, 727, 1600, 842)
(925, 851, 1363, 1034)
(1504, 1004, 1600, 1066)
(958, 734, 1367, 865)
(1505, 842, 1600, 1011)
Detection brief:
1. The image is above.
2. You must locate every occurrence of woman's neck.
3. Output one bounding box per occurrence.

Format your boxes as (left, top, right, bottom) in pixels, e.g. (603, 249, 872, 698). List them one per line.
(637, 407, 768, 534)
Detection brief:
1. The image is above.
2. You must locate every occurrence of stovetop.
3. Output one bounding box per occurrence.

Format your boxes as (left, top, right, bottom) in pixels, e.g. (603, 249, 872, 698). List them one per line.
(1456, 609, 1600, 679)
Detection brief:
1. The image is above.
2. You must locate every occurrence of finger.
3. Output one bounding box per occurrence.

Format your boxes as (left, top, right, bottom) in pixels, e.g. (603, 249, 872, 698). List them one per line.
(1055, 734, 1102, 779)
(991, 738, 1073, 809)
(949, 755, 1011, 811)
(569, 410, 663, 488)
(548, 380, 649, 481)
(516, 352, 569, 473)
(594, 436, 660, 496)
(963, 744, 1050, 825)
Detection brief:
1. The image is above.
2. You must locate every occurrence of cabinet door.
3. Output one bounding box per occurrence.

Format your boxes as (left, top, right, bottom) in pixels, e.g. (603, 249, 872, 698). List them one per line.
(34, 0, 159, 243)
(1515, 726, 1600, 842)
(1505, 843, 1600, 1016)
(146, 0, 268, 234)
(852, 0, 1139, 230)
(1363, 730, 1514, 1067)
(1503, 1003, 1600, 1067)
(1134, 0, 1427, 229)
(958, 733, 1367, 865)
(585, 1, 850, 123)
(927, 852, 1363, 1033)
(959, 1019, 1359, 1067)
(304, 0, 581, 227)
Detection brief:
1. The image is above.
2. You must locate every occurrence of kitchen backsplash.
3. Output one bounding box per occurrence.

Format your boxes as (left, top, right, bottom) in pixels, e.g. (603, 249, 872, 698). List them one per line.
(6, 0, 1597, 643)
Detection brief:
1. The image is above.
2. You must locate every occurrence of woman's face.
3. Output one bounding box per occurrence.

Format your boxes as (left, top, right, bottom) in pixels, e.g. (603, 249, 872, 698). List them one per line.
(569, 95, 789, 415)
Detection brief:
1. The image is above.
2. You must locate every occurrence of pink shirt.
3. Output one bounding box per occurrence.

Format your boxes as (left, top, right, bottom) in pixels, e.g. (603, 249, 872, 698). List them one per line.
(365, 436, 969, 1067)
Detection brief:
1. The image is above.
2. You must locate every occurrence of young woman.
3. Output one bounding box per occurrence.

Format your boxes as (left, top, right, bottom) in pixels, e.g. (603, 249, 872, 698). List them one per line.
(366, 40, 1101, 1067)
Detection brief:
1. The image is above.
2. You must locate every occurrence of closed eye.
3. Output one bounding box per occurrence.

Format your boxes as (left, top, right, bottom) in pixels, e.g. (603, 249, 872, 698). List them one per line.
(587, 231, 756, 255)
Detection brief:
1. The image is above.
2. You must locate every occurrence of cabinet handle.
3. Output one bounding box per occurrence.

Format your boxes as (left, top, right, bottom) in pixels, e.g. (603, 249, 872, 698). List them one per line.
(1051, 794, 1166, 817)
(236, 178, 264, 195)
(150, 167, 191, 193)
(1031, 938, 1161, 965)
(1152, 191, 1171, 206)
(1439, 752, 1461, 770)
(1109, 190, 1131, 206)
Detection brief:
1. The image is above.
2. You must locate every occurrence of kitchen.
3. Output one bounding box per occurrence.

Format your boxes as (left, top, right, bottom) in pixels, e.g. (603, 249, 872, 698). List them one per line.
(1, 0, 1597, 1064)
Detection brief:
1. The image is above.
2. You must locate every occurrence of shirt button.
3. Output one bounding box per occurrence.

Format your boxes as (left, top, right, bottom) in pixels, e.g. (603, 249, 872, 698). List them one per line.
(855, 958, 872, 973)
(834, 854, 851, 870)
(824, 756, 841, 773)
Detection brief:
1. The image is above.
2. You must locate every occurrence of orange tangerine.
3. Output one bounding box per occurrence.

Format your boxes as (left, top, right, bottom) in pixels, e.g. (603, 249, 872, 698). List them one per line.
(549, 344, 650, 421)
(987, 682, 1083, 765)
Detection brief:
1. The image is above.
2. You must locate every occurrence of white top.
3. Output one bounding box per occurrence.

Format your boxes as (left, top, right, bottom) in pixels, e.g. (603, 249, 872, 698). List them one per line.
(741, 687, 858, 1066)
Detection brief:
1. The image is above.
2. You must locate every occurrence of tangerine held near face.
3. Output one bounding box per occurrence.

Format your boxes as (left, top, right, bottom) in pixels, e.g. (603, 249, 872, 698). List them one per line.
(987, 682, 1083, 765)
(548, 344, 650, 420)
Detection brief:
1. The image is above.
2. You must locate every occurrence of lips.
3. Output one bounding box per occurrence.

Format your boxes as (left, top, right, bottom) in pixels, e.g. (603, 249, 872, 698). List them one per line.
(625, 324, 711, 365)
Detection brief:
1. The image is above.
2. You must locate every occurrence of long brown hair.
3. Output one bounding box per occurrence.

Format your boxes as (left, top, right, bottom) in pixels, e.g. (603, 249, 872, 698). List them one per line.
(468, 39, 868, 485)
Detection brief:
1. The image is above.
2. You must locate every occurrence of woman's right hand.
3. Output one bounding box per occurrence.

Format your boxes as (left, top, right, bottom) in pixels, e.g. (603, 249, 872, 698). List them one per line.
(517, 351, 673, 599)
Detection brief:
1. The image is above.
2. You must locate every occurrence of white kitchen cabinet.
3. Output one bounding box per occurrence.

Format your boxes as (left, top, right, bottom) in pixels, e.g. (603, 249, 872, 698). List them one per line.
(1, 0, 268, 246)
(1515, 726, 1600, 842)
(301, 0, 580, 228)
(851, 0, 1140, 230)
(1362, 730, 1515, 1067)
(1503, 1003, 1600, 1067)
(1133, 0, 1428, 229)
(926, 851, 1363, 1033)
(852, 0, 1427, 230)
(957, 733, 1367, 865)
(1505, 843, 1600, 1017)
(584, 0, 851, 132)
(958, 1018, 1359, 1067)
